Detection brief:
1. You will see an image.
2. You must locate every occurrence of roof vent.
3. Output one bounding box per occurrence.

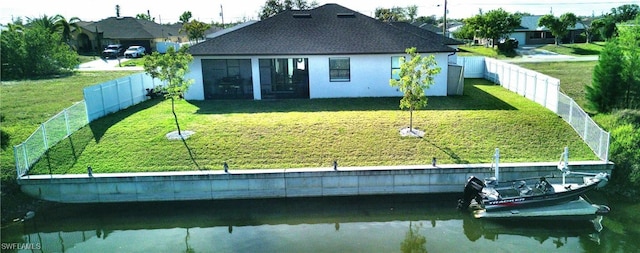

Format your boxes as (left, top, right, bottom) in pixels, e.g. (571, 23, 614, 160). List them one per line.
(293, 13, 311, 18)
(337, 13, 355, 18)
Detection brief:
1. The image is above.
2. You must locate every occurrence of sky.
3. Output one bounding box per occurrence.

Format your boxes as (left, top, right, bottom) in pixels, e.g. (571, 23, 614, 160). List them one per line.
(1, 0, 638, 25)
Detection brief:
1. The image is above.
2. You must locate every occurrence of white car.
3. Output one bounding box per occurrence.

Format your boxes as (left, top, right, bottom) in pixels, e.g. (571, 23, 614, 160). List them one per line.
(124, 46, 146, 58)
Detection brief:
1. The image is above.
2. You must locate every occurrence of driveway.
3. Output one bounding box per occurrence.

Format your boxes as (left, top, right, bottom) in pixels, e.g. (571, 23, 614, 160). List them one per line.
(504, 46, 599, 63)
(77, 57, 143, 71)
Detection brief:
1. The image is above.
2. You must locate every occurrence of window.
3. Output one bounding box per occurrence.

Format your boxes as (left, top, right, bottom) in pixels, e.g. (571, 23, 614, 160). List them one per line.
(391, 56, 403, 80)
(329, 58, 350, 82)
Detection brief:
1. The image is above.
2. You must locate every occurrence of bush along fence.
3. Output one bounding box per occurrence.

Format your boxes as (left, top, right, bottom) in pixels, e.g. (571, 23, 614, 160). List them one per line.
(459, 57, 609, 161)
(13, 73, 159, 178)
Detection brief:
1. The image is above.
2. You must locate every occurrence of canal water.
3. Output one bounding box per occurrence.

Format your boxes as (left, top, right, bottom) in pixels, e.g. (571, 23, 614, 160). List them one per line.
(1, 193, 638, 252)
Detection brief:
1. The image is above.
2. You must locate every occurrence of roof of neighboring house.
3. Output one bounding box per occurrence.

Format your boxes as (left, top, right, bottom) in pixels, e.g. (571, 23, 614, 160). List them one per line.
(515, 15, 586, 31)
(410, 22, 441, 33)
(390, 22, 463, 46)
(189, 4, 455, 56)
(206, 20, 258, 39)
(78, 17, 184, 39)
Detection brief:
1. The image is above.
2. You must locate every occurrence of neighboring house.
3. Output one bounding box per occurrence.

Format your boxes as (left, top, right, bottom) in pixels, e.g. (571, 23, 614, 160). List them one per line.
(186, 4, 459, 100)
(74, 17, 191, 54)
(509, 15, 587, 46)
(205, 20, 258, 39)
(473, 15, 587, 47)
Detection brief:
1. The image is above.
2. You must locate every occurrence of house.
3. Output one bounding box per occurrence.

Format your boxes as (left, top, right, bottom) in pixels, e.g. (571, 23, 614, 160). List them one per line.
(510, 15, 587, 46)
(185, 4, 459, 100)
(74, 17, 218, 54)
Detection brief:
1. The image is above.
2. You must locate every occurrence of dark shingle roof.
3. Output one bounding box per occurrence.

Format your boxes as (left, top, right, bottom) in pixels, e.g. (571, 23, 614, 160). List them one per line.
(189, 4, 455, 56)
(79, 17, 183, 39)
(390, 22, 463, 46)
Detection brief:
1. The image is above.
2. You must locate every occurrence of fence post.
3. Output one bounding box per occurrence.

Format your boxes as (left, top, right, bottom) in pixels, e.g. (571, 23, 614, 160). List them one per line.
(22, 143, 29, 176)
(41, 124, 48, 150)
(583, 117, 589, 141)
(604, 131, 610, 161)
(568, 100, 573, 127)
(14, 146, 23, 178)
(64, 107, 71, 136)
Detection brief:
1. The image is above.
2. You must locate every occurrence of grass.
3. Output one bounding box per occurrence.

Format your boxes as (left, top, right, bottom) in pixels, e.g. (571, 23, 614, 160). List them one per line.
(122, 57, 146, 67)
(0, 71, 140, 182)
(458, 45, 518, 59)
(514, 61, 597, 113)
(538, 42, 606, 56)
(27, 79, 598, 175)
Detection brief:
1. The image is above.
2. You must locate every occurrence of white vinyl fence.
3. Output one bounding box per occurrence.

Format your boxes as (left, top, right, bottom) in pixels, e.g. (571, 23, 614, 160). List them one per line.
(84, 73, 157, 122)
(458, 56, 609, 161)
(14, 73, 158, 177)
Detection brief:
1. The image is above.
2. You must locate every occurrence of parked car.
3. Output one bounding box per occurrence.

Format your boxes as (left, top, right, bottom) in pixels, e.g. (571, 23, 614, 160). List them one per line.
(102, 44, 124, 59)
(499, 38, 519, 48)
(124, 46, 146, 58)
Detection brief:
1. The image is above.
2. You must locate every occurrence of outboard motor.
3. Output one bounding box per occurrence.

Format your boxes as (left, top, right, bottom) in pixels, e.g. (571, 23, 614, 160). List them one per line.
(458, 176, 485, 210)
(595, 172, 610, 189)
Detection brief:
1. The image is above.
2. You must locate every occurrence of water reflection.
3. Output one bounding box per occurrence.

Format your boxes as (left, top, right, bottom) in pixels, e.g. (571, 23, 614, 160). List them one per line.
(0, 194, 623, 252)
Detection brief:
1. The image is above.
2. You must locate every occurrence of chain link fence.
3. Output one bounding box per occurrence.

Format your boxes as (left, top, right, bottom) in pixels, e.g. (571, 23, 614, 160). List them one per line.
(468, 57, 609, 161)
(13, 73, 157, 178)
(14, 102, 88, 177)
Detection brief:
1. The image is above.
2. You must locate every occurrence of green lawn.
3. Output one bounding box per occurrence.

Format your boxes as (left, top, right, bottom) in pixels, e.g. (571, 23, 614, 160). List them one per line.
(458, 45, 518, 59)
(515, 61, 597, 112)
(0, 71, 140, 181)
(27, 79, 597, 175)
(538, 42, 606, 56)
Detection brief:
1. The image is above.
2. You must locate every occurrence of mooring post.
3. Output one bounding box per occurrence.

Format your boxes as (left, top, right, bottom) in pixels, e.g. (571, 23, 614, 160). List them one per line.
(494, 148, 500, 181)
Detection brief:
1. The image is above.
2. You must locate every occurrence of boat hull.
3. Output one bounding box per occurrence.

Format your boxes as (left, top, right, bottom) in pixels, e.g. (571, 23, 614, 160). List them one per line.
(482, 181, 598, 211)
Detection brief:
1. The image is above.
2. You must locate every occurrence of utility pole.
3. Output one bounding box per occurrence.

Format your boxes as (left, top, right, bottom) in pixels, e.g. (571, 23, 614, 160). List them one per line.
(442, 0, 447, 37)
(220, 5, 225, 28)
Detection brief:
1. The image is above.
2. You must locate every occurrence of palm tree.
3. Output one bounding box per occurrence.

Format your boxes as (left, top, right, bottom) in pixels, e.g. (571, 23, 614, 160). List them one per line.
(56, 16, 81, 46)
(27, 15, 59, 34)
(27, 14, 81, 46)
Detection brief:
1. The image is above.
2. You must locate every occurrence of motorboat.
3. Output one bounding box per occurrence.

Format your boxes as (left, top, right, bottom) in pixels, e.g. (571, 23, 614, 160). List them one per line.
(458, 147, 610, 219)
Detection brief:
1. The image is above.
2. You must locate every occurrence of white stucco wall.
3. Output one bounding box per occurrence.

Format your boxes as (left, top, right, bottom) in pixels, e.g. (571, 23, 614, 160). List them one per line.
(185, 53, 450, 100)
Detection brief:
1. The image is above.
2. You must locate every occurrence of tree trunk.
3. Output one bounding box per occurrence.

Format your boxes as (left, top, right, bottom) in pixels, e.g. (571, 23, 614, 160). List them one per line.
(172, 98, 182, 136)
(409, 106, 414, 132)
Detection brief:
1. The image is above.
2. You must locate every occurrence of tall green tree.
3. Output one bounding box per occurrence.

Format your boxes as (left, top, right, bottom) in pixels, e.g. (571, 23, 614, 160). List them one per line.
(586, 40, 625, 113)
(538, 13, 578, 45)
(179, 11, 193, 24)
(1, 24, 78, 79)
(586, 15, 640, 112)
(143, 46, 194, 136)
(259, 0, 318, 20)
(617, 16, 640, 109)
(406, 5, 418, 22)
(181, 20, 211, 43)
(464, 8, 521, 48)
(136, 13, 155, 22)
(610, 4, 639, 22)
(389, 47, 441, 133)
(375, 7, 407, 22)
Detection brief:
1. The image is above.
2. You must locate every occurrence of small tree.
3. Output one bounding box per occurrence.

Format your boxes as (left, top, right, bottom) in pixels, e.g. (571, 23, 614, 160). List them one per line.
(538, 13, 578, 45)
(181, 20, 211, 43)
(143, 46, 194, 136)
(465, 8, 521, 48)
(389, 47, 441, 134)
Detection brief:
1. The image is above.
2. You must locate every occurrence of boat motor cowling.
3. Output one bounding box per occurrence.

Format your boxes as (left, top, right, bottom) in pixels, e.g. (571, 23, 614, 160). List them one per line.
(458, 176, 486, 210)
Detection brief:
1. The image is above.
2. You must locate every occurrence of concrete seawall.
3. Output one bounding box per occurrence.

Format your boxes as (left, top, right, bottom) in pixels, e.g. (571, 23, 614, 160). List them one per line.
(18, 161, 613, 203)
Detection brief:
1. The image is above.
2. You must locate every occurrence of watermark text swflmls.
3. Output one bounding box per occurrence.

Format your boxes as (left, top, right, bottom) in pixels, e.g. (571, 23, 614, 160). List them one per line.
(1, 243, 42, 250)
